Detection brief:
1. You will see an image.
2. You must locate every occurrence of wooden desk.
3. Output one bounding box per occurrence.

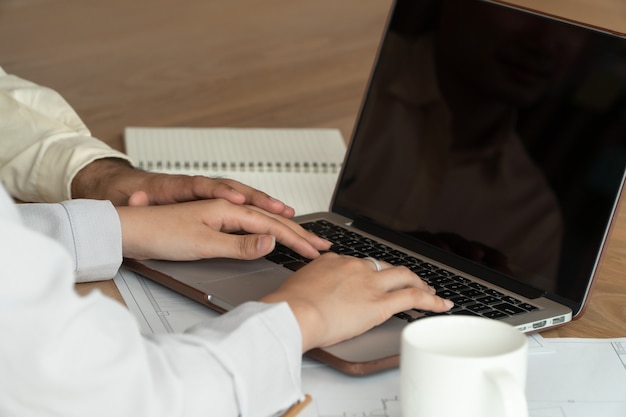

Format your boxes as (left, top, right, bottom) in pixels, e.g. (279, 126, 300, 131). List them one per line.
(2, 0, 624, 338)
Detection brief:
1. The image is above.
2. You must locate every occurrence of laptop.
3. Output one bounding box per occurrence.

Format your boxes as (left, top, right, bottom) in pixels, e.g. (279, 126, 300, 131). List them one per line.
(125, 0, 626, 375)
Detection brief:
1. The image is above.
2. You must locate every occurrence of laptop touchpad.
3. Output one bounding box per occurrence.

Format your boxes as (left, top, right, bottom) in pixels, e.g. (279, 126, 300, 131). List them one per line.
(196, 267, 289, 306)
(138, 258, 291, 308)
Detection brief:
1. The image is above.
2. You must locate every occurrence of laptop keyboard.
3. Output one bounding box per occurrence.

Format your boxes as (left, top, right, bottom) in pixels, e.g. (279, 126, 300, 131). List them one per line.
(265, 220, 538, 322)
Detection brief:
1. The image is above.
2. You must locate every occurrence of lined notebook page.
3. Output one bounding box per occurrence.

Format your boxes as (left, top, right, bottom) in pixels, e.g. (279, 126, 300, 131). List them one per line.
(124, 127, 347, 215)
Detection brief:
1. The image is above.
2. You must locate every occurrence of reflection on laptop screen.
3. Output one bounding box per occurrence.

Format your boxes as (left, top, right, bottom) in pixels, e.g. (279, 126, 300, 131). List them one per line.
(334, 0, 626, 307)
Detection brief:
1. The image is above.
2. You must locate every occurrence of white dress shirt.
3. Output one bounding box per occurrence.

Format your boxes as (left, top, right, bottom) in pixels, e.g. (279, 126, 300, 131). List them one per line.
(0, 66, 132, 202)
(0, 185, 304, 416)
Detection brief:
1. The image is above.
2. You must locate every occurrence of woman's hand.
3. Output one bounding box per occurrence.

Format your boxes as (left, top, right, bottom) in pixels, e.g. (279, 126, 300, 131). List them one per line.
(261, 253, 454, 352)
(116, 199, 329, 261)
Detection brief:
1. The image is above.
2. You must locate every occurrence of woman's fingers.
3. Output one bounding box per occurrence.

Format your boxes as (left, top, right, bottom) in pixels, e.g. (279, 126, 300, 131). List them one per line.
(262, 253, 454, 351)
(216, 204, 331, 258)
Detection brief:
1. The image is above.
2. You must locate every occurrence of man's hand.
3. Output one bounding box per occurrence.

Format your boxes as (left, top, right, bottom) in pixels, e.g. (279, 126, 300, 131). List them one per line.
(72, 158, 296, 217)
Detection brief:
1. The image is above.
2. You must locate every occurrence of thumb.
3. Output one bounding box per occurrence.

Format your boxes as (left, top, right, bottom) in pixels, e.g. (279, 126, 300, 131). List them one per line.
(232, 234, 276, 260)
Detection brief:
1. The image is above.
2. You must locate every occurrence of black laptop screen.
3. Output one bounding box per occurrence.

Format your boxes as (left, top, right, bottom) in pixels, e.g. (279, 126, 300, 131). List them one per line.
(334, 0, 626, 307)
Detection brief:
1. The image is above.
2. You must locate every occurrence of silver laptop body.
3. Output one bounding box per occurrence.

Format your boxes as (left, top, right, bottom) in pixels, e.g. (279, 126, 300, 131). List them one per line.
(126, 0, 626, 374)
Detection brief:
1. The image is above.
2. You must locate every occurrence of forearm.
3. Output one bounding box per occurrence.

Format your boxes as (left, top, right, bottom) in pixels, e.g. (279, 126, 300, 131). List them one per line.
(71, 157, 139, 202)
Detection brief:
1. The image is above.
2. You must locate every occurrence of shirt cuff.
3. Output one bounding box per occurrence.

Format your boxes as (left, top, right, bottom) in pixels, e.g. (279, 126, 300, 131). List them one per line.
(18, 199, 122, 282)
(182, 301, 304, 416)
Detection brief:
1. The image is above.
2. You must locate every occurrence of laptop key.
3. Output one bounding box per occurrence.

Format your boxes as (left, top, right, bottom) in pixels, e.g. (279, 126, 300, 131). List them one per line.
(341, 239, 362, 247)
(502, 296, 522, 305)
(483, 310, 509, 319)
(460, 288, 484, 298)
(354, 244, 377, 254)
(266, 253, 298, 264)
(518, 303, 538, 311)
(445, 282, 470, 291)
(386, 257, 408, 265)
(419, 270, 444, 280)
(449, 296, 475, 306)
(484, 289, 505, 298)
(282, 261, 308, 271)
(469, 282, 489, 291)
(405, 256, 425, 264)
(453, 309, 480, 317)
(301, 222, 326, 234)
(389, 249, 407, 258)
(330, 245, 355, 255)
(367, 250, 390, 259)
(493, 303, 526, 316)
(429, 275, 453, 284)
(436, 289, 458, 299)
(466, 303, 493, 313)
(453, 275, 471, 283)
(476, 295, 501, 305)
(394, 311, 414, 321)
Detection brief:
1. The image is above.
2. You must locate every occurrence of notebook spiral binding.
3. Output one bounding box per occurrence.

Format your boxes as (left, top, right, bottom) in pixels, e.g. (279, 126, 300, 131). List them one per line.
(138, 160, 341, 173)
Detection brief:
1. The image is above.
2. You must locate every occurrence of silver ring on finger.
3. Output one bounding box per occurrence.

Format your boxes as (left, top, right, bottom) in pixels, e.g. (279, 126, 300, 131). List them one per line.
(364, 257, 383, 272)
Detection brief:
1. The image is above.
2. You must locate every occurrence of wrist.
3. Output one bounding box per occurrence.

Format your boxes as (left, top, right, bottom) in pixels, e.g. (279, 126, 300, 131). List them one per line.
(115, 205, 146, 260)
(262, 295, 325, 352)
(71, 158, 136, 203)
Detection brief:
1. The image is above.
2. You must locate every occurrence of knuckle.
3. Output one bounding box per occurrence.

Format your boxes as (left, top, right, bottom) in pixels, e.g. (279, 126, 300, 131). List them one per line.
(395, 265, 411, 274)
(190, 175, 209, 190)
(236, 236, 257, 259)
(408, 286, 432, 303)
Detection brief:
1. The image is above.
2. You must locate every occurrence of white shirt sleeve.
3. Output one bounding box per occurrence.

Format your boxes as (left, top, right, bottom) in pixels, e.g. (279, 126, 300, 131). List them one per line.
(0, 185, 304, 417)
(17, 199, 123, 282)
(0, 66, 132, 202)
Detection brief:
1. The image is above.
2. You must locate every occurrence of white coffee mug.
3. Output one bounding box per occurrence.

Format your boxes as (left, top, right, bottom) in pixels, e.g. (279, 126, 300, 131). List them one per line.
(400, 315, 528, 417)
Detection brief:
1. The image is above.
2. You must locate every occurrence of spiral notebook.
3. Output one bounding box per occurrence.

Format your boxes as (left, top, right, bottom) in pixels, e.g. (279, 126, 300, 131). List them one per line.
(124, 127, 347, 215)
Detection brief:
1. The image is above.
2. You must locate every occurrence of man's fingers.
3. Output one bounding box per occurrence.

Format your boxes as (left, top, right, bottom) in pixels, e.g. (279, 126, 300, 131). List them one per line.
(215, 178, 296, 218)
(134, 174, 295, 218)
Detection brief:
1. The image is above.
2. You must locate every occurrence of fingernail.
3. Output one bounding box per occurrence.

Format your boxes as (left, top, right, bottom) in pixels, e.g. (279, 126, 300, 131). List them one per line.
(444, 299, 454, 309)
(258, 235, 276, 254)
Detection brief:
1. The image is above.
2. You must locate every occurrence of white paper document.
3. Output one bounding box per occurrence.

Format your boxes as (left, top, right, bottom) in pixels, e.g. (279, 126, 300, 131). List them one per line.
(114, 269, 626, 417)
(297, 334, 626, 417)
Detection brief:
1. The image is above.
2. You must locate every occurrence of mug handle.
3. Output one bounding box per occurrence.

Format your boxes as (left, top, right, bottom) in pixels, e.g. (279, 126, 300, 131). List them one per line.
(487, 369, 528, 417)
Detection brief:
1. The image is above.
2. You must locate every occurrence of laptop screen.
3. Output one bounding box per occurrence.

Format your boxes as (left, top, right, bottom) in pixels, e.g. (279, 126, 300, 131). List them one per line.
(333, 0, 626, 311)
